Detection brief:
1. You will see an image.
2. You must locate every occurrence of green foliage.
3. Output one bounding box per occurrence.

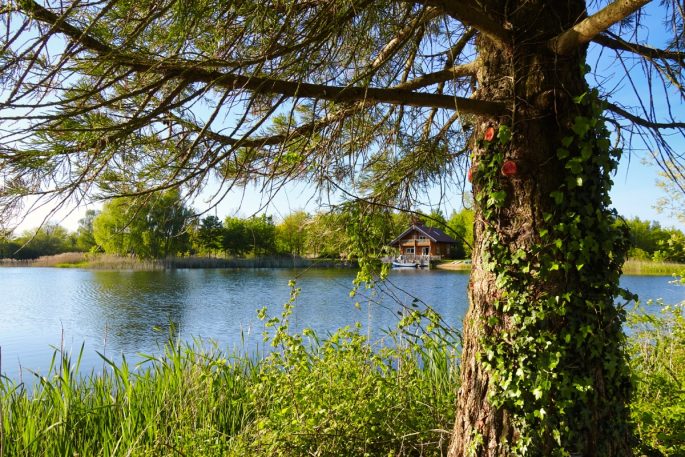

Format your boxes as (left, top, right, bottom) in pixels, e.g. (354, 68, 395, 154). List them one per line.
(447, 208, 475, 258)
(196, 215, 224, 256)
(623, 217, 685, 263)
(628, 291, 685, 456)
(244, 215, 277, 256)
(236, 284, 459, 455)
(275, 210, 308, 256)
(473, 93, 633, 455)
(0, 287, 459, 457)
(75, 209, 100, 252)
(93, 191, 192, 259)
(222, 216, 250, 256)
(13, 223, 75, 258)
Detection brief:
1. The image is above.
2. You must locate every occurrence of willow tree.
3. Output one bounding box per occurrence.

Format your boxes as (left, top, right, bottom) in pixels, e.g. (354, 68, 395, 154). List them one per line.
(2, 0, 685, 454)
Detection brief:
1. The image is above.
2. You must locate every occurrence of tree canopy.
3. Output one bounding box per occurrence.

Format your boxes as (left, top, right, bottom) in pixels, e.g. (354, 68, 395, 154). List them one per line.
(2, 0, 683, 220)
(3, 0, 685, 455)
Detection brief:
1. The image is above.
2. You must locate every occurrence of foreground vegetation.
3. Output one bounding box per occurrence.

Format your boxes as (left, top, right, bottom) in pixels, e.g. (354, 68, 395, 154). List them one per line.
(0, 294, 459, 456)
(1, 285, 684, 456)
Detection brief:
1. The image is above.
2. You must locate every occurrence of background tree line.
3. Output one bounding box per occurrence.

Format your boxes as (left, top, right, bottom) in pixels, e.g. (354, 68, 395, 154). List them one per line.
(0, 200, 478, 261)
(4, 203, 684, 263)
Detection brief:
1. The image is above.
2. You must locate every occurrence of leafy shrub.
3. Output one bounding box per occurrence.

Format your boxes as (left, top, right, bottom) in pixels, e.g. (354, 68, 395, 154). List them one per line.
(628, 279, 685, 456)
(231, 283, 459, 456)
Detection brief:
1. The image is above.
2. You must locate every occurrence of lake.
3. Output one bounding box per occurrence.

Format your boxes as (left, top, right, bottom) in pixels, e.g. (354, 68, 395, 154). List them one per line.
(1, 267, 684, 382)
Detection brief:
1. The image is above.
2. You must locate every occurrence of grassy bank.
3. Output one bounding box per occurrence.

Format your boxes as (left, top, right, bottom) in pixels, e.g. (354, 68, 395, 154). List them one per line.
(436, 259, 685, 276)
(4, 254, 683, 276)
(0, 253, 355, 270)
(1, 298, 684, 456)
(623, 259, 685, 276)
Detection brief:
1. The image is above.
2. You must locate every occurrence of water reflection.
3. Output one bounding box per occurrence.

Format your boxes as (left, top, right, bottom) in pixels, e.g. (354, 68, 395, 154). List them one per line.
(87, 271, 190, 353)
(0, 267, 680, 381)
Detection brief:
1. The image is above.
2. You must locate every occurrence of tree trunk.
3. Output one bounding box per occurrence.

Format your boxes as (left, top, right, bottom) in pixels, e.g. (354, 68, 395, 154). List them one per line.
(449, 1, 633, 455)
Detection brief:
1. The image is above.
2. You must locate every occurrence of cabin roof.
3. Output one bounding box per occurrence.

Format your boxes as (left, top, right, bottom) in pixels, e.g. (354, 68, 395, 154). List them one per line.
(389, 224, 458, 246)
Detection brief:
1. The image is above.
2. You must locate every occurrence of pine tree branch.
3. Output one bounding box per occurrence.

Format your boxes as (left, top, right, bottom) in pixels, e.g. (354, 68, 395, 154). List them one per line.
(549, 0, 653, 55)
(395, 62, 478, 91)
(18, 0, 505, 116)
(605, 101, 685, 129)
(402, 0, 510, 47)
(371, 6, 442, 68)
(592, 33, 685, 63)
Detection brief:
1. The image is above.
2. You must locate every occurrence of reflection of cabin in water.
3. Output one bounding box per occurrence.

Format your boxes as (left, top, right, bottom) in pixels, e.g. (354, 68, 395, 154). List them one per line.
(390, 224, 458, 259)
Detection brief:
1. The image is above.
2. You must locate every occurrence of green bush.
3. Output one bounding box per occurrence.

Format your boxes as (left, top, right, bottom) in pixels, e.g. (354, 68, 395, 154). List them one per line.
(232, 287, 458, 456)
(628, 280, 685, 456)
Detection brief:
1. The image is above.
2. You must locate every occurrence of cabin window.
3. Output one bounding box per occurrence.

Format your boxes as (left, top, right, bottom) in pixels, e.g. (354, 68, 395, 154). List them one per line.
(405, 247, 415, 254)
(418, 235, 427, 240)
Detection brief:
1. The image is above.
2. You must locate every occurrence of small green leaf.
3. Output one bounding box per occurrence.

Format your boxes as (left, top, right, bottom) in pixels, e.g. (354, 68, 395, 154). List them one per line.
(498, 124, 512, 144)
(572, 116, 591, 137)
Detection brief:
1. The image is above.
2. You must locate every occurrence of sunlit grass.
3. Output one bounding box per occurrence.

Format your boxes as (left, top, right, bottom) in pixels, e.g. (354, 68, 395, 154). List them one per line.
(0, 317, 459, 456)
(623, 259, 685, 276)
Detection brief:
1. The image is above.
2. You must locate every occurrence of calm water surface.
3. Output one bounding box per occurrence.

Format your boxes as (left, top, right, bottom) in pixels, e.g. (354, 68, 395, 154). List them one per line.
(0, 267, 683, 381)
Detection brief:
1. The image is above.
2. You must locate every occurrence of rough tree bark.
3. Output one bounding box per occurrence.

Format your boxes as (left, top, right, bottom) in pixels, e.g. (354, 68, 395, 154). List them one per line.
(449, 1, 633, 455)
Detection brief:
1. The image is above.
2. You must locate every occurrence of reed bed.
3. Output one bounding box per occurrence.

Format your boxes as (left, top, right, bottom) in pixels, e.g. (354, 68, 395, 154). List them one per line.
(0, 310, 459, 457)
(623, 259, 685, 276)
(0, 253, 354, 270)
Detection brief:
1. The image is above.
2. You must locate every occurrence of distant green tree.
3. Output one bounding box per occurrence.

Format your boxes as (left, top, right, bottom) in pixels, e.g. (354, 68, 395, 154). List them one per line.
(0, 230, 24, 259)
(390, 212, 413, 239)
(652, 230, 685, 263)
(143, 191, 193, 258)
(93, 199, 140, 256)
(244, 215, 277, 256)
(222, 216, 249, 256)
(75, 209, 99, 252)
(448, 209, 475, 258)
(306, 212, 349, 258)
(420, 209, 448, 229)
(276, 211, 309, 256)
(93, 191, 191, 258)
(15, 223, 72, 257)
(623, 217, 673, 259)
(197, 215, 224, 256)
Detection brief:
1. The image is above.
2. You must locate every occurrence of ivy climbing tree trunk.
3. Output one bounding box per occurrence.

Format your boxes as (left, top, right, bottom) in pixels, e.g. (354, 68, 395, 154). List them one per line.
(449, 1, 633, 455)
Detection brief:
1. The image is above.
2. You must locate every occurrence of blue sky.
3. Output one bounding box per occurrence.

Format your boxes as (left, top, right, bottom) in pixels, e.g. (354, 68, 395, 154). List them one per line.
(17, 155, 681, 233)
(11, 1, 685, 233)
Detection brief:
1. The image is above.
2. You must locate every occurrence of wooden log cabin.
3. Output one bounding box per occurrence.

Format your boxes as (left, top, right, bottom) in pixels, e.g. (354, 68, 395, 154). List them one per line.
(389, 223, 458, 260)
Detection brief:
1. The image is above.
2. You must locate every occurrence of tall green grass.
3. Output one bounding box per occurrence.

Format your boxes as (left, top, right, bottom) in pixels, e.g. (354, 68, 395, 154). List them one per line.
(0, 298, 459, 456)
(623, 259, 685, 276)
(628, 296, 685, 456)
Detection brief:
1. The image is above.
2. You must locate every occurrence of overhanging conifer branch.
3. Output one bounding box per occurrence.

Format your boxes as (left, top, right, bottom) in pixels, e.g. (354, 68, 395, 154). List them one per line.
(18, 0, 505, 116)
(605, 101, 685, 129)
(402, 0, 510, 47)
(550, 0, 653, 55)
(593, 33, 685, 63)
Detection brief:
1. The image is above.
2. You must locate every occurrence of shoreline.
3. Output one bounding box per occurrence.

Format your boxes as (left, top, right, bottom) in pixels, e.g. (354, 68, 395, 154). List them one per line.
(0, 252, 357, 270)
(2, 253, 683, 276)
(434, 259, 685, 276)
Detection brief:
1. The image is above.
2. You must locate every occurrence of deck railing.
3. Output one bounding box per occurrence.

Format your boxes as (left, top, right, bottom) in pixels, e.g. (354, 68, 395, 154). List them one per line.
(384, 254, 442, 264)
